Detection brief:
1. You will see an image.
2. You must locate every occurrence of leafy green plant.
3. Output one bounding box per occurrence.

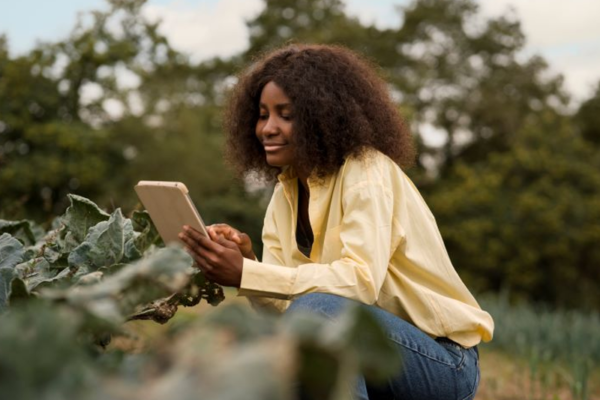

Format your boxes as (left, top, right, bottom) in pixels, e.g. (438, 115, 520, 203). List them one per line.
(0, 194, 400, 400)
(0, 194, 224, 324)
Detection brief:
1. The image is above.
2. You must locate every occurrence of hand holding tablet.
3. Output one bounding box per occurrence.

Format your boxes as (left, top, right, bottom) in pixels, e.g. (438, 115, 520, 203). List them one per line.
(134, 181, 209, 245)
(134, 180, 245, 287)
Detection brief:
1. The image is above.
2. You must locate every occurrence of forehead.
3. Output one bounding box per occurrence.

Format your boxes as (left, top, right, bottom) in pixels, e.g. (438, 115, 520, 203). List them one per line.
(259, 81, 291, 105)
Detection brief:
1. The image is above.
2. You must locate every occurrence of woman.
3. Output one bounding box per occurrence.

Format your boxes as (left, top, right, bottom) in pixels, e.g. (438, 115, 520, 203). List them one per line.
(179, 44, 494, 400)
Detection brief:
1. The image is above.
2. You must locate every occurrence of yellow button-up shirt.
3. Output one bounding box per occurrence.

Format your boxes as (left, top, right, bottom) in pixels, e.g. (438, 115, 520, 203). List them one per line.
(239, 150, 494, 347)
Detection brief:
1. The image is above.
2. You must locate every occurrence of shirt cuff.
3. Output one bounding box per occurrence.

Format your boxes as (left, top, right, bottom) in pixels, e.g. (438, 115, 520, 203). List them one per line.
(238, 257, 297, 300)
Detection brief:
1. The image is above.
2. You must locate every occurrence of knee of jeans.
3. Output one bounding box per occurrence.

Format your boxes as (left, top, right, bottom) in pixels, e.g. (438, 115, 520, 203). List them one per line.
(286, 293, 350, 318)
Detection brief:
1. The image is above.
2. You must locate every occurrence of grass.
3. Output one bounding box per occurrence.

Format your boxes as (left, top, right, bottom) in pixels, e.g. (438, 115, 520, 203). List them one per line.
(477, 293, 600, 400)
(478, 348, 600, 400)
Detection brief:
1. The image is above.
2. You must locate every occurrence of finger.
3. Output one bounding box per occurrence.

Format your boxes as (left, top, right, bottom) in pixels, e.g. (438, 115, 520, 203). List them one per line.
(210, 224, 243, 238)
(184, 226, 223, 253)
(183, 225, 211, 241)
(216, 235, 238, 250)
(207, 228, 224, 242)
(179, 233, 197, 253)
(211, 223, 233, 231)
(237, 232, 250, 243)
(193, 254, 213, 272)
(184, 225, 210, 243)
(208, 224, 231, 235)
(180, 233, 218, 265)
(180, 235, 207, 263)
(188, 240, 221, 266)
(231, 232, 242, 244)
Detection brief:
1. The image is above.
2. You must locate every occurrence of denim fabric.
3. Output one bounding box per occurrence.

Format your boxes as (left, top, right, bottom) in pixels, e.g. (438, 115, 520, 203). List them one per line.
(286, 293, 480, 400)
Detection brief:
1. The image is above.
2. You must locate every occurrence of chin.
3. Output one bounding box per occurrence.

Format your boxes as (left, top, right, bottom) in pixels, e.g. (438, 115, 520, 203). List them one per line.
(266, 155, 292, 168)
(266, 159, 287, 168)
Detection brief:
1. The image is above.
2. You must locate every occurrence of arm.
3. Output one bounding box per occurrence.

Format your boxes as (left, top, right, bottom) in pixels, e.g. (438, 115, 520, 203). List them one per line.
(242, 200, 291, 314)
(239, 181, 394, 305)
(180, 200, 292, 313)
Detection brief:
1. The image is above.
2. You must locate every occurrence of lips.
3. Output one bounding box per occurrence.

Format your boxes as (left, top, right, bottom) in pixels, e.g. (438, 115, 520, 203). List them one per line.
(263, 143, 288, 152)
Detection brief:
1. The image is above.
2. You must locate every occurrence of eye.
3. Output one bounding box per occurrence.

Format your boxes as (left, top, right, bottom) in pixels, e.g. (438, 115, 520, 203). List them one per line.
(258, 113, 268, 120)
(281, 114, 292, 121)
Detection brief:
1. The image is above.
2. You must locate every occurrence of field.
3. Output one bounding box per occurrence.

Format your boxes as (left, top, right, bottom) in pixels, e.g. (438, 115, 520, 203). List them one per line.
(476, 294, 600, 400)
(115, 290, 600, 400)
(478, 349, 600, 400)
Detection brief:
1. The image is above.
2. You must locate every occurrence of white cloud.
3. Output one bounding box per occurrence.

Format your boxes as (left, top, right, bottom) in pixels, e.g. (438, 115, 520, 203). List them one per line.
(477, 0, 600, 101)
(143, 0, 264, 62)
(140, 0, 599, 102)
(344, 0, 600, 102)
(478, 0, 600, 49)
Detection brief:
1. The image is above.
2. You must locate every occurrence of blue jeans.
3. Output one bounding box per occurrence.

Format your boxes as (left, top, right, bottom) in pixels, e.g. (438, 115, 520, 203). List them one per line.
(286, 293, 480, 400)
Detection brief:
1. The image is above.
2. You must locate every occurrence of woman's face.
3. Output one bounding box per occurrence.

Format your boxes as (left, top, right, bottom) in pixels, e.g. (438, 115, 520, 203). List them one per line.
(256, 81, 295, 168)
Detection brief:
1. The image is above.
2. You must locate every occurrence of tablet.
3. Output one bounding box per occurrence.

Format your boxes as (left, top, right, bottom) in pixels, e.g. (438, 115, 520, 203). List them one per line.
(134, 181, 209, 245)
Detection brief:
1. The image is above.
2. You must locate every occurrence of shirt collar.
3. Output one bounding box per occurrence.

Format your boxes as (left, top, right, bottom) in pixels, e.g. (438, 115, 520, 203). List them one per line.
(277, 166, 297, 183)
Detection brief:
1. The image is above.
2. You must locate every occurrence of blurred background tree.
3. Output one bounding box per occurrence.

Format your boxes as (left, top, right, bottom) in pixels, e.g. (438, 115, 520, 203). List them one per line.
(1, 0, 599, 309)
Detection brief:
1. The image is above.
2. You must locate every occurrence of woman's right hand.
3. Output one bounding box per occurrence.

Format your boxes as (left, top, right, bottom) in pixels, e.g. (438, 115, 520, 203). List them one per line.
(207, 224, 256, 260)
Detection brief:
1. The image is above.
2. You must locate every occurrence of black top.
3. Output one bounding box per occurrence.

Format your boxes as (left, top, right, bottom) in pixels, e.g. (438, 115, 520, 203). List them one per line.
(296, 182, 313, 258)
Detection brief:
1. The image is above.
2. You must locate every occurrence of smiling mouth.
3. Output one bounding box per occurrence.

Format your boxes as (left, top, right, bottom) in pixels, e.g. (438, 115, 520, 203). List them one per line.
(263, 144, 287, 152)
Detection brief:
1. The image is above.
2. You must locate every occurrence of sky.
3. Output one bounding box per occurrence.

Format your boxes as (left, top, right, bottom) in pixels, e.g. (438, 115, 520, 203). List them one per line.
(1, 0, 599, 103)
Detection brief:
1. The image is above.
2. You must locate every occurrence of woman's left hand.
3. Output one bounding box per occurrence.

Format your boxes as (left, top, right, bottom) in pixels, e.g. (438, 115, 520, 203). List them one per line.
(179, 225, 243, 287)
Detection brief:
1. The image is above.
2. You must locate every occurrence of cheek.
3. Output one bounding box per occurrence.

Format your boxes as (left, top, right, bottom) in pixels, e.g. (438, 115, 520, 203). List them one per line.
(282, 123, 294, 141)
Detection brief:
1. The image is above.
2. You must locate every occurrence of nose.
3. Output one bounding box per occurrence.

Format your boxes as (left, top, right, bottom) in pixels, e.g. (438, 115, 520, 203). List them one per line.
(262, 116, 279, 136)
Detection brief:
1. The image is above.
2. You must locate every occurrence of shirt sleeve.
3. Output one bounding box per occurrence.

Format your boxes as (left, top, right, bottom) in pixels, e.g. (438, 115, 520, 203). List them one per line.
(238, 198, 291, 314)
(239, 181, 394, 305)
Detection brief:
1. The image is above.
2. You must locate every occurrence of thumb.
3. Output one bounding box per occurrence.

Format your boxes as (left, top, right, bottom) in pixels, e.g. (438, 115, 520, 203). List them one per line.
(231, 233, 242, 244)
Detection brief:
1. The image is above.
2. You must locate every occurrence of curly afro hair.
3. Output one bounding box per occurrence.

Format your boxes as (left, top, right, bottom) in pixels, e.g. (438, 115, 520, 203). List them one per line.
(223, 43, 415, 182)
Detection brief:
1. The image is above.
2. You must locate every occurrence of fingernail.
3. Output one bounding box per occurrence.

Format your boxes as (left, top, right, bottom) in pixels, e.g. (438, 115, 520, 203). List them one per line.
(183, 225, 189, 231)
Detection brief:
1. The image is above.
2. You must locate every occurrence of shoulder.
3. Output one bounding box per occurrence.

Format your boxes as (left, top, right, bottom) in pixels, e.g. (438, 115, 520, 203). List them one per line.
(339, 149, 403, 190)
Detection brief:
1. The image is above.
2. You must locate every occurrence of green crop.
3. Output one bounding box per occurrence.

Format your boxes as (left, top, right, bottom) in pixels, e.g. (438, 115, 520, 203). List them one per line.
(480, 292, 600, 400)
(0, 194, 225, 325)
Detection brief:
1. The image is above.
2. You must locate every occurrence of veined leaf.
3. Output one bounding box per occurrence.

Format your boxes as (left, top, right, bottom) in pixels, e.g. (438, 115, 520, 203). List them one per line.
(0, 233, 25, 269)
(14, 257, 61, 292)
(131, 210, 163, 252)
(68, 209, 127, 272)
(44, 247, 194, 323)
(0, 220, 42, 246)
(0, 234, 26, 312)
(62, 194, 110, 243)
(0, 268, 14, 313)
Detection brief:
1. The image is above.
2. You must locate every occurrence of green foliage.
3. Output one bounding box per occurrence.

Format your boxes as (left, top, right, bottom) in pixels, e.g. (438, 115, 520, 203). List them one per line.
(0, 194, 398, 400)
(575, 81, 600, 146)
(0, 285, 399, 400)
(427, 112, 600, 309)
(0, 301, 102, 400)
(1, 0, 599, 311)
(480, 293, 600, 400)
(0, 194, 224, 323)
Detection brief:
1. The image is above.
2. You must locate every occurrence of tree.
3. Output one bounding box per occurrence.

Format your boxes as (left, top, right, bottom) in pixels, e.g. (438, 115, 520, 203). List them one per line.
(426, 111, 600, 309)
(0, 35, 120, 220)
(0, 0, 266, 245)
(575, 81, 600, 146)
(2, 0, 598, 309)
(241, 0, 569, 178)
